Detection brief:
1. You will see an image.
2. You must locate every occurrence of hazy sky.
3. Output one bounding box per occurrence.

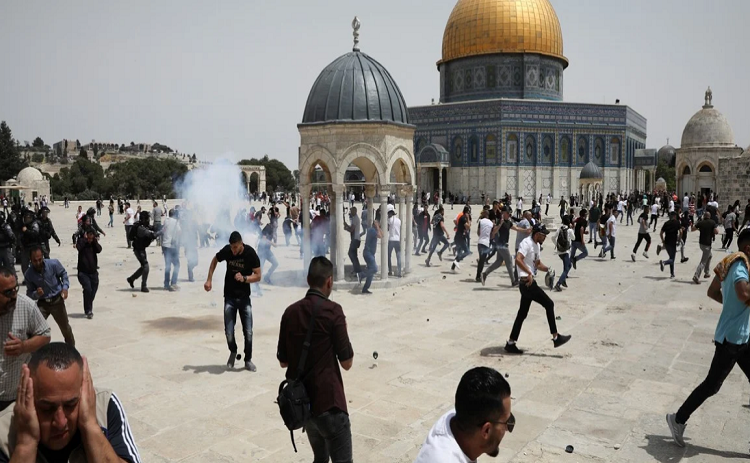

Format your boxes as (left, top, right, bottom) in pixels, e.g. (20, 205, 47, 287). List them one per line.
(2, 0, 748, 169)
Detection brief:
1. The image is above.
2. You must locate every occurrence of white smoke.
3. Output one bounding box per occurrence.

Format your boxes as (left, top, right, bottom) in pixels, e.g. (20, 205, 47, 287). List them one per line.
(173, 159, 252, 243)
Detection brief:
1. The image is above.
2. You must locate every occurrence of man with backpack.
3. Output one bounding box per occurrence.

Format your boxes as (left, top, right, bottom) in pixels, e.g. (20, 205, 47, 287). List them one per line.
(126, 211, 160, 293)
(277, 256, 354, 461)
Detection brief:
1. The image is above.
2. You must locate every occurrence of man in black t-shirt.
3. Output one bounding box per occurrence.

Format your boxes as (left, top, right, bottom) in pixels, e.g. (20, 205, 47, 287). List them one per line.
(658, 212, 682, 278)
(482, 207, 521, 286)
(570, 209, 589, 270)
(691, 212, 718, 284)
(678, 210, 693, 263)
(204, 231, 262, 371)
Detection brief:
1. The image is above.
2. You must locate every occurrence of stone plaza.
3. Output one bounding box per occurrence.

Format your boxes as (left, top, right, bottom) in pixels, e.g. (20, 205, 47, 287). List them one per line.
(33, 201, 750, 462)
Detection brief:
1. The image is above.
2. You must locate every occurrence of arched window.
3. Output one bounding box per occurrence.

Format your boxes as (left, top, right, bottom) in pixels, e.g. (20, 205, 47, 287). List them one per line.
(682, 165, 691, 175)
(415, 137, 427, 155)
(524, 135, 535, 162)
(507, 134, 518, 162)
(560, 137, 570, 162)
(543, 136, 553, 162)
(594, 138, 604, 161)
(577, 137, 588, 163)
(699, 164, 713, 173)
(452, 136, 463, 160)
(485, 134, 497, 164)
(469, 135, 479, 162)
(610, 137, 620, 164)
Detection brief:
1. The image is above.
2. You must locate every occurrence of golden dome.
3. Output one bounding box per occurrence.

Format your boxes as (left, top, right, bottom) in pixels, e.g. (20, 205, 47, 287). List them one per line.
(440, 0, 567, 66)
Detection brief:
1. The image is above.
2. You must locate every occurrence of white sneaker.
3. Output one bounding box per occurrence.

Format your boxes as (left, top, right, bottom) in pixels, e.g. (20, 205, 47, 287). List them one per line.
(643, 252, 649, 259)
(666, 413, 686, 447)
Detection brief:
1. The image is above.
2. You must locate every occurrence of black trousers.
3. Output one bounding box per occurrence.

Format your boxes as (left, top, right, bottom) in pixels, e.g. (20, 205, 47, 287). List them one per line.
(676, 340, 750, 424)
(348, 240, 362, 274)
(306, 410, 352, 463)
(77, 272, 99, 315)
(633, 233, 651, 253)
(129, 248, 149, 288)
(510, 280, 557, 341)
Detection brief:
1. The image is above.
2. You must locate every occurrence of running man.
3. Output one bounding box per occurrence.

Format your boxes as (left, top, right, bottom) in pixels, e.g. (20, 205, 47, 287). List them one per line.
(631, 206, 652, 262)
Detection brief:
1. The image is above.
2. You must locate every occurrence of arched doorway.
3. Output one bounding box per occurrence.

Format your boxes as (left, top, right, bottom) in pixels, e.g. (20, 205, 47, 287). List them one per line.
(249, 172, 259, 195)
(696, 162, 716, 197)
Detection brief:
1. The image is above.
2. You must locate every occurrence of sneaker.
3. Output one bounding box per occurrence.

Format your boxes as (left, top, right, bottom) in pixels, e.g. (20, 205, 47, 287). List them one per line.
(425, 259, 431, 267)
(357, 272, 363, 285)
(504, 342, 524, 354)
(631, 253, 636, 262)
(611, 256, 616, 260)
(657, 244, 662, 255)
(481, 273, 487, 286)
(681, 258, 689, 263)
(572, 258, 577, 270)
(167, 286, 177, 292)
(127, 277, 134, 289)
(561, 281, 567, 288)
(692, 275, 700, 284)
(704, 273, 710, 279)
(475, 277, 482, 283)
(245, 360, 257, 372)
(660, 261, 665, 272)
(437, 251, 443, 262)
(511, 281, 519, 288)
(227, 351, 237, 369)
(670, 274, 675, 279)
(454, 261, 460, 270)
(666, 413, 686, 447)
(86, 313, 93, 320)
(643, 252, 649, 259)
(362, 289, 373, 294)
(594, 241, 599, 249)
(553, 334, 572, 348)
(599, 249, 604, 258)
(141, 287, 150, 293)
(554, 284, 562, 292)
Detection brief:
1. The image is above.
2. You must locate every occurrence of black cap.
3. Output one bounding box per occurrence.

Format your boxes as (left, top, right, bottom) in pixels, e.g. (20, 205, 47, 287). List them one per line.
(532, 223, 550, 235)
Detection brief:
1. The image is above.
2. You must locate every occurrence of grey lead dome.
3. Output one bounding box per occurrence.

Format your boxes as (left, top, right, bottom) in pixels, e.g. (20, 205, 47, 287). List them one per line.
(301, 51, 410, 126)
(579, 161, 603, 180)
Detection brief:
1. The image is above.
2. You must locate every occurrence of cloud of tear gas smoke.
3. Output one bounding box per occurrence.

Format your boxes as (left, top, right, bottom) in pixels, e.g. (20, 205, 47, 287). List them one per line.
(173, 159, 253, 245)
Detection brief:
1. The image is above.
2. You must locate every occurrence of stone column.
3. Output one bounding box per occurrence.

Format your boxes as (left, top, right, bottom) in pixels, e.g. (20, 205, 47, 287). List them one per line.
(438, 168, 443, 203)
(365, 186, 376, 228)
(300, 184, 312, 274)
(404, 189, 413, 275)
(332, 185, 345, 281)
(398, 192, 406, 277)
(379, 194, 388, 282)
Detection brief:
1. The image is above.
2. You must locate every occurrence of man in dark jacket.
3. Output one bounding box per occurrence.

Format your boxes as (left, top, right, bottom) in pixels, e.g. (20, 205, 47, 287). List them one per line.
(19, 209, 42, 279)
(76, 228, 102, 319)
(126, 211, 159, 293)
(37, 207, 60, 259)
(277, 257, 354, 462)
(0, 213, 15, 279)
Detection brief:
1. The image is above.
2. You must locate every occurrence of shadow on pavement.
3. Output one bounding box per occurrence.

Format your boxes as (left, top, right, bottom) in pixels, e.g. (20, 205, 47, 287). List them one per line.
(641, 434, 750, 462)
(183, 364, 245, 375)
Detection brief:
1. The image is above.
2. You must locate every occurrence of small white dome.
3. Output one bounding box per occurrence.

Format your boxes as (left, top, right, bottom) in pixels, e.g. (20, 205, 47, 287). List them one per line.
(680, 89, 734, 148)
(16, 167, 44, 185)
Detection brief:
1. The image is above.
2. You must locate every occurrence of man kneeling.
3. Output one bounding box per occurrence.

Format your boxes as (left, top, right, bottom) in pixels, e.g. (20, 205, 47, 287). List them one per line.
(0, 343, 141, 463)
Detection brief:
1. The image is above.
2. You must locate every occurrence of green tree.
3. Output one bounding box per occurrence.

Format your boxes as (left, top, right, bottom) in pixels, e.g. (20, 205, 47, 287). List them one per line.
(0, 121, 27, 182)
(31, 153, 45, 163)
(79, 148, 88, 158)
(32, 137, 44, 148)
(238, 154, 295, 192)
(655, 159, 676, 192)
(107, 157, 188, 198)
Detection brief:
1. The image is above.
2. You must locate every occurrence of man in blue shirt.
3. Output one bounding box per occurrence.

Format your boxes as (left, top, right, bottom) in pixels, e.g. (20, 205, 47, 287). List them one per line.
(667, 229, 750, 448)
(23, 247, 74, 346)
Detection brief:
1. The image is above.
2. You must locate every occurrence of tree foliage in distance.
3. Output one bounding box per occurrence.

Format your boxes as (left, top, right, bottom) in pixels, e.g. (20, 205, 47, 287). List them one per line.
(50, 158, 108, 198)
(0, 121, 28, 182)
(238, 154, 295, 192)
(655, 159, 676, 192)
(107, 157, 188, 198)
(32, 137, 44, 148)
(151, 142, 173, 153)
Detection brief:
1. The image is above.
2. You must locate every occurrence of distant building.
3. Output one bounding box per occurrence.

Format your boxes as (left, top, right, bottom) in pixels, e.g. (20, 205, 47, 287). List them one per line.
(52, 139, 80, 157)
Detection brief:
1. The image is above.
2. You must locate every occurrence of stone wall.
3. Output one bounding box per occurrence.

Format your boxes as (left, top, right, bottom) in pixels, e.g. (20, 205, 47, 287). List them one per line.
(718, 154, 750, 205)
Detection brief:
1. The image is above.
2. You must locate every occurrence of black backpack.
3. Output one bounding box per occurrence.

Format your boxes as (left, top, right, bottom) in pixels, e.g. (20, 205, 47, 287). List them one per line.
(556, 225, 570, 252)
(276, 300, 318, 452)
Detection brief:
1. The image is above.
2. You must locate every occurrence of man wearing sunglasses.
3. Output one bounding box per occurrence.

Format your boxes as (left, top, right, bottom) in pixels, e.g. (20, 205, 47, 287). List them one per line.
(0, 267, 51, 412)
(414, 367, 512, 462)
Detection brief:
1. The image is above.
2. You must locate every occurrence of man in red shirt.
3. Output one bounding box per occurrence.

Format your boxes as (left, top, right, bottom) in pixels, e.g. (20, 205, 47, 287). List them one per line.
(277, 257, 354, 462)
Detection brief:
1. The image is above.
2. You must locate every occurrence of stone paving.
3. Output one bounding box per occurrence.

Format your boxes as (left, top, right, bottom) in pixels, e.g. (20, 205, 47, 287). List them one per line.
(27, 202, 750, 462)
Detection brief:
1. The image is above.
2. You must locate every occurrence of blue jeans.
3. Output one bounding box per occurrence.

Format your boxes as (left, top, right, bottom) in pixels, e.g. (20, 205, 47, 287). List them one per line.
(602, 236, 616, 257)
(162, 247, 180, 287)
(363, 252, 377, 292)
(570, 241, 588, 262)
(588, 222, 598, 244)
(663, 243, 677, 275)
(387, 241, 401, 275)
(224, 297, 253, 360)
(426, 234, 450, 263)
(306, 411, 353, 463)
(454, 239, 469, 263)
(557, 253, 571, 286)
(259, 245, 278, 282)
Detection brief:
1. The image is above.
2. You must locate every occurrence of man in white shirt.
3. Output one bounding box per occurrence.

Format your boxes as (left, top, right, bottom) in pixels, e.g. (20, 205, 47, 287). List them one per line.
(414, 367, 513, 463)
(474, 210, 494, 282)
(650, 202, 660, 232)
(515, 198, 523, 220)
(387, 210, 402, 277)
(505, 224, 571, 354)
(123, 202, 135, 249)
(600, 205, 618, 259)
(545, 194, 550, 216)
(669, 198, 675, 213)
(682, 193, 690, 212)
(161, 209, 182, 291)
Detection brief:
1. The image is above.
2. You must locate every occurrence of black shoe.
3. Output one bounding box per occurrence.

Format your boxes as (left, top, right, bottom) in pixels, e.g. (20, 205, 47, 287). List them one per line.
(141, 287, 150, 293)
(611, 256, 616, 260)
(572, 258, 577, 270)
(511, 281, 519, 287)
(481, 273, 487, 286)
(594, 241, 599, 249)
(504, 342, 524, 354)
(553, 334, 572, 348)
(244, 360, 257, 372)
(127, 278, 134, 289)
(475, 278, 482, 283)
(561, 281, 567, 288)
(437, 251, 443, 262)
(554, 284, 562, 292)
(681, 258, 689, 263)
(227, 351, 237, 368)
(86, 313, 93, 320)
(660, 261, 665, 272)
(362, 289, 373, 294)
(656, 245, 662, 255)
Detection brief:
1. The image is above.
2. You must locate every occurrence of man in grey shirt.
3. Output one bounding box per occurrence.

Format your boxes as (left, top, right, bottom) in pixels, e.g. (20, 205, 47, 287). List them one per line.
(152, 201, 163, 246)
(344, 206, 363, 283)
(513, 211, 532, 282)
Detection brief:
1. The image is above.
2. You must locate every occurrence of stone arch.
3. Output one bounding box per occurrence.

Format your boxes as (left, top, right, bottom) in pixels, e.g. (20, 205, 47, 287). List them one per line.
(336, 143, 386, 186)
(542, 135, 554, 165)
(609, 137, 620, 164)
(299, 145, 337, 185)
(697, 162, 714, 173)
(682, 165, 691, 175)
(386, 146, 415, 185)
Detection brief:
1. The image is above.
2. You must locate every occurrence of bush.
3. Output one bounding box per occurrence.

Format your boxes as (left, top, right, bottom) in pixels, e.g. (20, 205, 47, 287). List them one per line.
(75, 190, 100, 201)
(31, 153, 45, 163)
(60, 157, 69, 165)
